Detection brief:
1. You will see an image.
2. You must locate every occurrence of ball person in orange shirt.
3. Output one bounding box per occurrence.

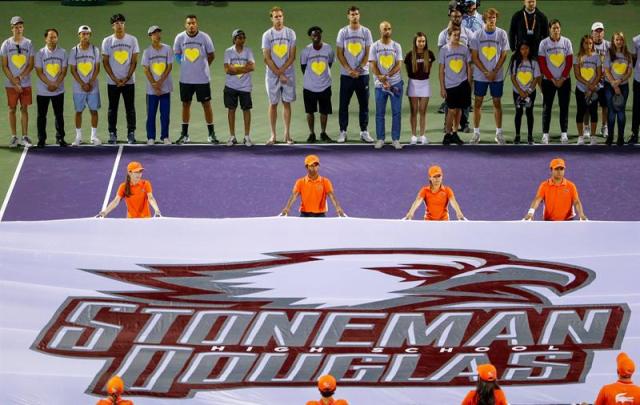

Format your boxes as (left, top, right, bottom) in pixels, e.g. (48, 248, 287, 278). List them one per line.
(594, 352, 640, 405)
(97, 161, 161, 218)
(461, 363, 508, 405)
(404, 165, 466, 220)
(306, 374, 349, 405)
(280, 154, 346, 217)
(523, 158, 587, 221)
(96, 375, 134, 405)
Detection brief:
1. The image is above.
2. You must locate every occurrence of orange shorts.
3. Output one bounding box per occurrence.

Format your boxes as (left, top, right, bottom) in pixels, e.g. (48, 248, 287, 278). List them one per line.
(6, 86, 32, 108)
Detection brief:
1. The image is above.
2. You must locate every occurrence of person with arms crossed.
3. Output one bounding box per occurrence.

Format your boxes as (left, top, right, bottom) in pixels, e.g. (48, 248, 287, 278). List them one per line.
(404, 31, 435, 145)
(98, 161, 161, 219)
(142, 26, 173, 145)
(262, 6, 297, 145)
(509, 41, 540, 144)
(1, 16, 34, 148)
(335, 5, 374, 143)
(34, 28, 67, 148)
(280, 155, 345, 218)
(174, 14, 217, 144)
(594, 353, 640, 405)
(603, 31, 633, 146)
(223, 29, 255, 147)
(404, 165, 466, 221)
(573, 34, 601, 145)
(523, 158, 587, 221)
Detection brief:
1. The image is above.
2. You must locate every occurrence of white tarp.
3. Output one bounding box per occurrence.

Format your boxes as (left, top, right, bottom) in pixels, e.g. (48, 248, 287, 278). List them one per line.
(0, 217, 639, 405)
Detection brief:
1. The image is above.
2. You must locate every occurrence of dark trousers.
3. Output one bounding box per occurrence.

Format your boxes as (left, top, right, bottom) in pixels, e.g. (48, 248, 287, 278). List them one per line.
(604, 82, 629, 139)
(338, 74, 369, 131)
(575, 88, 598, 124)
(107, 84, 136, 135)
(632, 80, 639, 136)
(513, 90, 536, 138)
(146, 93, 170, 140)
(300, 212, 326, 217)
(36, 93, 65, 142)
(542, 78, 571, 133)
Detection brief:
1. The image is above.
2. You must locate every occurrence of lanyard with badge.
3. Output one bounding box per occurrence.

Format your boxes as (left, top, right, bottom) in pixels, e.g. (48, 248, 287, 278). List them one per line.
(523, 11, 536, 36)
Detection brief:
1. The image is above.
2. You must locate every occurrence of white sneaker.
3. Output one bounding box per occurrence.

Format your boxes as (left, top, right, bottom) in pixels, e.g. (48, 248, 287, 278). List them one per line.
(392, 140, 403, 150)
(561, 133, 568, 144)
(337, 130, 347, 143)
(583, 127, 591, 137)
(590, 136, 598, 145)
(21, 136, 32, 148)
(226, 136, 237, 147)
(244, 135, 253, 147)
(147, 139, 155, 145)
(577, 136, 585, 145)
(495, 132, 505, 145)
(162, 138, 171, 145)
(72, 135, 82, 147)
(541, 133, 549, 144)
(10, 136, 20, 148)
(600, 125, 608, 137)
(374, 139, 384, 149)
(360, 130, 374, 143)
(469, 132, 480, 144)
(418, 135, 428, 145)
(91, 136, 102, 146)
(410, 135, 418, 145)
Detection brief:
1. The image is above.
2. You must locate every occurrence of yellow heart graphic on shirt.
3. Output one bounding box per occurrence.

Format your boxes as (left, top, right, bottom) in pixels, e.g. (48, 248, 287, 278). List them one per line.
(11, 54, 26, 69)
(580, 67, 595, 81)
(311, 61, 326, 76)
(45, 63, 60, 77)
(77, 62, 93, 77)
(549, 53, 564, 68)
(516, 71, 533, 85)
(449, 58, 463, 73)
(379, 54, 394, 70)
(347, 42, 362, 57)
(151, 62, 166, 76)
(272, 44, 288, 59)
(184, 48, 200, 63)
(113, 50, 129, 65)
(612, 62, 627, 76)
(481, 46, 497, 61)
(232, 63, 244, 78)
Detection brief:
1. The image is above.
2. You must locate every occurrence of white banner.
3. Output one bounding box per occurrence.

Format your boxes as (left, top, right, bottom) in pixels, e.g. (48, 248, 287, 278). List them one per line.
(0, 218, 639, 405)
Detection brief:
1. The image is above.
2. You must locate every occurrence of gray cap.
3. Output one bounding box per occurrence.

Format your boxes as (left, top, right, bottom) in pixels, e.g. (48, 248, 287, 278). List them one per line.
(10, 16, 24, 26)
(232, 29, 245, 42)
(147, 25, 161, 36)
(78, 25, 92, 34)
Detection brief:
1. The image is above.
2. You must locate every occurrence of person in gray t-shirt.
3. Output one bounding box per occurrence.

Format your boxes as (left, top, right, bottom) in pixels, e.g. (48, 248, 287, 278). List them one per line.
(142, 26, 173, 144)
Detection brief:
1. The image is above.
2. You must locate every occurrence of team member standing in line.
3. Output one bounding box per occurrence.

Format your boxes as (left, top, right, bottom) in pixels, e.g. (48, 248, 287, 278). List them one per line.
(469, 8, 510, 144)
(142, 26, 173, 145)
(223, 29, 255, 147)
(603, 32, 633, 146)
(587, 22, 610, 139)
(631, 32, 640, 145)
(102, 14, 139, 145)
(69, 25, 101, 146)
(35, 28, 67, 148)
(300, 26, 334, 143)
(573, 35, 601, 145)
(262, 6, 297, 145)
(174, 15, 216, 144)
(538, 19, 573, 145)
(509, 42, 540, 144)
(335, 6, 374, 143)
(404, 31, 435, 145)
(98, 161, 161, 219)
(1, 16, 34, 148)
(404, 165, 466, 221)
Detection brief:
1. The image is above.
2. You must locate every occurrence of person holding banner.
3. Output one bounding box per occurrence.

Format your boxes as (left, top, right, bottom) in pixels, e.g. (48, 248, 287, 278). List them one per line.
(404, 165, 466, 221)
(461, 363, 508, 405)
(523, 158, 588, 221)
(280, 154, 345, 217)
(97, 161, 161, 219)
(306, 374, 349, 405)
(594, 352, 640, 405)
(96, 375, 133, 405)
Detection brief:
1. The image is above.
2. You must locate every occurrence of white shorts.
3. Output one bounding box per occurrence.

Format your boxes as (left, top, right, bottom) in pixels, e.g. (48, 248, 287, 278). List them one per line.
(265, 74, 296, 104)
(407, 78, 431, 98)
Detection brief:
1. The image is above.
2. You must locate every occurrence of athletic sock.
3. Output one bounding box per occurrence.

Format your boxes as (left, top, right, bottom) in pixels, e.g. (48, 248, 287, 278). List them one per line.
(75, 128, 82, 138)
(181, 123, 189, 135)
(91, 127, 97, 138)
(207, 124, 215, 136)
(474, 128, 480, 134)
(496, 128, 502, 134)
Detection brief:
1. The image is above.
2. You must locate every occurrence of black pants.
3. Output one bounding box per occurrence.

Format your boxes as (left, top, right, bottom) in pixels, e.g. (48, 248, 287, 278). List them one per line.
(300, 212, 326, 217)
(632, 79, 640, 136)
(513, 91, 536, 138)
(575, 88, 598, 125)
(107, 84, 136, 134)
(542, 78, 571, 133)
(37, 94, 65, 142)
(339, 74, 369, 132)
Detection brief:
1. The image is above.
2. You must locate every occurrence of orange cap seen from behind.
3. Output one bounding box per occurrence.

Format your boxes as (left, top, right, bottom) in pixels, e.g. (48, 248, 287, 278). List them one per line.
(477, 364, 497, 382)
(617, 352, 636, 377)
(106, 375, 124, 395)
(549, 158, 565, 170)
(305, 154, 320, 167)
(127, 161, 144, 173)
(428, 165, 443, 177)
(317, 374, 337, 392)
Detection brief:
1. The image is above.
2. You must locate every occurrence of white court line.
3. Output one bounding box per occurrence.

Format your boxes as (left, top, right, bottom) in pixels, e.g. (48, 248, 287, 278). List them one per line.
(0, 147, 29, 222)
(102, 145, 123, 211)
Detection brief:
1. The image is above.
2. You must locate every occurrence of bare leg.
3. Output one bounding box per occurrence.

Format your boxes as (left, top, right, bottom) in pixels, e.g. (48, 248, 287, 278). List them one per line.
(20, 106, 28, 136)
(306, 113, 315, 134)
(268, 104, 277, 142)
(75, 111, 82, 129)
(577, 122, 584, 136)
(473, 96, 484, 128)
(493, 97, 502, 128)
(242, 110, 251, 136)
(320, 114, 328, 133)
(409, 97, 418, 135)
(9, 107, 17, 135)
(202, 101, 213, 124)
(419, 98, 428, 136)
(228, 108, 236, 136)
(283, 102, 292, 142)
(182, 101, 191, 124)
(90, 110, 98, 128)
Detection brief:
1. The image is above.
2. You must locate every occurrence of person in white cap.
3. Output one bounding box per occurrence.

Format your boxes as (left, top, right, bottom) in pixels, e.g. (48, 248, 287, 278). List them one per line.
(223, 29, 255, 146)
(69, 25, 101, 146)
(1, 16, 34, 148)
(585, 21, 610, 140)
(142, 26, 173, 145)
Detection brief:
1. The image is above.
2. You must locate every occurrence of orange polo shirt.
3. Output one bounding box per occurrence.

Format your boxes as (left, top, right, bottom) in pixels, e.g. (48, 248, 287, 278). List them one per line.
(307, 398, 347, 405)
(536, 178, 579, 221)
(117, 179, 152, 218)
(294, 175, 333, 214)
(461, 389, 508, 405)
(96, 398, 134, 405)
(418, 185, 454, 221)
(595, 380, 640, 405)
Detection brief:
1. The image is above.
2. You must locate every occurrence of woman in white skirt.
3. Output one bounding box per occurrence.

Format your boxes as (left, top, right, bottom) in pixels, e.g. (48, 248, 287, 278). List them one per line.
(404, 31, 435, 145)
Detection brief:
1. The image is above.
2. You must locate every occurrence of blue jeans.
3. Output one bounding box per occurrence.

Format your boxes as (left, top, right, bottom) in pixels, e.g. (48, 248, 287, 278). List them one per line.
(146, 93, 170, 140)
(375, 80, 403, 141)
(604, 82, 629, 138)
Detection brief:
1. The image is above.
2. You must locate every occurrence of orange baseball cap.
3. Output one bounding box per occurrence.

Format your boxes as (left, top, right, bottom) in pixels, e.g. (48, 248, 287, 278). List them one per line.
(617, 352, 636, 377)
(428, 165, 443, 177)
(106, 376, 124, 395)
(477, 364, 497, 382)
(127, 161, 144, 172)
(305, 155, 320, 166)
(549, 158, 565, 170)
(317, 374, 337, 392)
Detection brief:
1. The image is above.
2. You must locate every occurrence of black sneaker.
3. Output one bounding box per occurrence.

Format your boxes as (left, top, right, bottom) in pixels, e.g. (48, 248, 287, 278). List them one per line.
(320, 132, 334, 143)
(307, 133, 317, 143)
(605, 135, 613, 146)
(628, 134, 638, 145)
(127, 132, 136, 144)
(57, 138, 68, 147)
(108, 132, 117, 144)
(513, 135, 521, 145)
(462, 125, 472, 134)
(527, 135, 534, 145)
(616, 136, 625, 146)
(451, 132, 465, 145)
(36, 140, 46, 148)
(208, 134, 219, 144)
(442, 133, 453, 145)
(175, 133, 189, 145)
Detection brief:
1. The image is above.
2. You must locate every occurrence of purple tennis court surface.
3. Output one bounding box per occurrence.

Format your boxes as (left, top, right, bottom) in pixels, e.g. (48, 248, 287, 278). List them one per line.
(3, 145, 639, 221)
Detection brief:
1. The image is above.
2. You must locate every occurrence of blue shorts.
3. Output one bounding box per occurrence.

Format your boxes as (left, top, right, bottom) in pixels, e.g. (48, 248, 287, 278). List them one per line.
(73, 91, 101, 112)
(474, 80, 504, 98)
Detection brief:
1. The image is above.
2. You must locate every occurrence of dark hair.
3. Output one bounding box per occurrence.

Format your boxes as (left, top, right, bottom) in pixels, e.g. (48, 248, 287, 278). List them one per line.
(508, 41, 531, 74)
(577, 34, 593, 60)
(307, 26, 322, 37)
(124, 174, 132, 198)
(475, 379, 501, 405)
(548, 18, 561, 29)
(320, 390, 335, 398)
(110, 14, 125, 24)
(411, 32, 430, 74)
(186, 14, 197, 20)
(347, 5, 359, 13)
(43, 28, 59, 38)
